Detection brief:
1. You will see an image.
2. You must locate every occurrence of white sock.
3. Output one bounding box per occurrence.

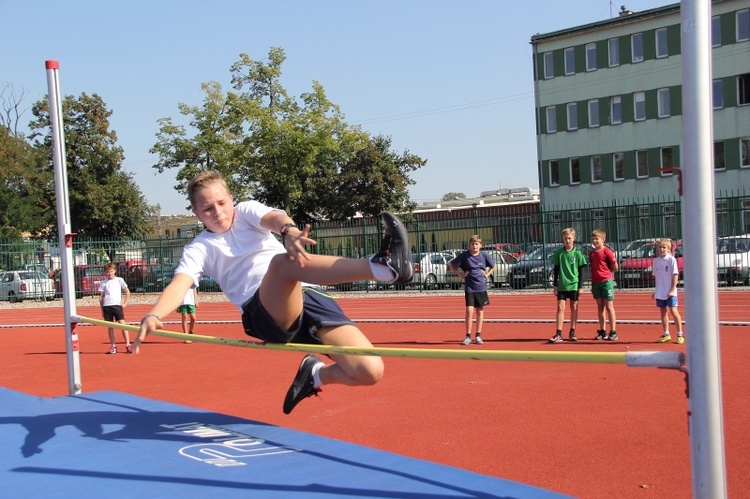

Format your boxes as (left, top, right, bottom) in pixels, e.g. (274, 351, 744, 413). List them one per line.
(312, 362, 324, 389)
(677, 332, 684, 337)
(369, 259, 396, 282)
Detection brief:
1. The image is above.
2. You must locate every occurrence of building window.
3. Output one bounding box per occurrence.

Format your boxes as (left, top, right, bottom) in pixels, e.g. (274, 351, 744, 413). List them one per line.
(738, 9, 750, 42)
(658, 88, 671, 117)
(741, 137, 750, 168)
(564, 47, 575, 75)
(549, 160, 560, 186)
(611, 96, 622, 124)
(739, 74, 750, 106)
(661, 147, 674, 175)
(570, 157, 581, 184)
(613, 152, 625, 180)
(634, 92, 646, 121)
(567, 102, 578, 130)
(546, 106, 557, 133)
(714, 141, 726, 170)
(637, 150, 649, 178)
(632, 33, 644, 63)
(591, 155, 602, 183)
(712, 15, 722, 47)
(716, 199, 729, 236)
(586, 43, 597, 71)
(608, 38, 620, 67)
(544, 52, 554, 79)
(713, 79, 724, 109)
(588, 99, 599, 127)
(656, 28, 669, 58)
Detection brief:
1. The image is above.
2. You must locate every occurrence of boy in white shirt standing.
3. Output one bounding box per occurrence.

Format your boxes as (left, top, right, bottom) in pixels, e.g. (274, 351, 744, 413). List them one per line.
(99, 262, 132, 353)
(652, 238, 685, 344)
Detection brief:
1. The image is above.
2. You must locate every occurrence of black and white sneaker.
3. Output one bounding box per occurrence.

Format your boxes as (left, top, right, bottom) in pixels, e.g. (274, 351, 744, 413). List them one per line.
(370, 212, 413, 285)
(283, 354, 322, 415)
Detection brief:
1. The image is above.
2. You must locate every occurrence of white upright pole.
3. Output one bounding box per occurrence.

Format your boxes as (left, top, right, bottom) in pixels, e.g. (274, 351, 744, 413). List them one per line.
(45, 60, 82, 395)
(679, 1, 727, 497)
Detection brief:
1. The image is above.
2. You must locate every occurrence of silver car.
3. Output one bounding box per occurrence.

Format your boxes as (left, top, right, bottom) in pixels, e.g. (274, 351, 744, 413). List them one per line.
(0, 270, 56, 302)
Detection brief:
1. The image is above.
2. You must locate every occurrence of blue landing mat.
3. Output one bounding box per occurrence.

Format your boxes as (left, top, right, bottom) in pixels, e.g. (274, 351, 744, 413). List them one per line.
(0, 387, 570, 498)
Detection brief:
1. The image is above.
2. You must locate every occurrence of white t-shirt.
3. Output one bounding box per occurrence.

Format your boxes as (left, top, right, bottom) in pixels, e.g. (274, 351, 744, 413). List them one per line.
(99, 277, 128, 306)
(181, 287, 196, 306)
(175, 201, 286, 311)
(652, 254, 679, 300)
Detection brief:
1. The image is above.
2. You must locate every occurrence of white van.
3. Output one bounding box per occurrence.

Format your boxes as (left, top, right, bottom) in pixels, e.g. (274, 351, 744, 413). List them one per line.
(716, 235, 750, 286)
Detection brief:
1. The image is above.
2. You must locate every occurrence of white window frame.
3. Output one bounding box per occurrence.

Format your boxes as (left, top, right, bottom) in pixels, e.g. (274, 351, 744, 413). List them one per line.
(636, 149, 649, 178)
(570, 157, 581, 185)
(608, 37, 620, 67)
(588, 99, 599, 127)
(567, 102, 578, 130)
(737, 9, 750, 42)
(613, 152, 625, 181)
(544, 52, 554, 79)
(712, 15, 722, 47)
(611, 96, 622, 125)
(546, 106, 557, 133)
(591, 155, 602, 183)
(586, 43, 597, 71)
(660, 147, 674, 175)
(658, 88, 671, 118)
(713, 79, 724, 109)
(656, 28, 669, 58)
(549, 160, 560, 186)
(564, 47, 575, 76)
(634, 92, 646, 121)
(631, 33, 644, 63)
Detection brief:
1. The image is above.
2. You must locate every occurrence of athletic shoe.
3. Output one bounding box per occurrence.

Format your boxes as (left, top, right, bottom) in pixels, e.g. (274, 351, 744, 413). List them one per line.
(657, 334, 672, 343)
(107, 346, 117, 355)
(548, 335, 563, 344)
(125, 344, 133, 354)
(184, 339, 192, 344)
(283, 354, 322, 415)
(461, 336, 471, 345)
(606, 331, 618, 341)
(676, 335, 685, 344)
(475, 336, 484, 345)
(568, 331, 578, 342)
(370, 212, 413, 285)
(594, 330, 608, 340)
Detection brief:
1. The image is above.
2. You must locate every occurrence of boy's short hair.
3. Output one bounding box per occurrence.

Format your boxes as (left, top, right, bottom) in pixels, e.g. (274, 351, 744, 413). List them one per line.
(561, 227, 576, 238)
(188, 170, 230, 208)
(592, 229, 606, 239)
(104, 262, 116, 272)
(469, 234, 482, 244)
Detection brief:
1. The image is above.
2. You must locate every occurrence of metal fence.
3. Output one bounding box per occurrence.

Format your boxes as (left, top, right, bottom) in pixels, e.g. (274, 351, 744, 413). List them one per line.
(2, 191, 749, 298)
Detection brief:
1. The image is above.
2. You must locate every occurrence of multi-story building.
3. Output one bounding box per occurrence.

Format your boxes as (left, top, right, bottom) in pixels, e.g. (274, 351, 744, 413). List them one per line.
(531, 0, 750, 239)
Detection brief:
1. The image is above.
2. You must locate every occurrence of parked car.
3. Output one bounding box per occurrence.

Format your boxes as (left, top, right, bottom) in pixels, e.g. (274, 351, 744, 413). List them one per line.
(411, 251, 462, 289)
(163, 270, 222, 292)
(0, 270, 56, 302)
(618, 238, 658, 262)
(492, 243, 525, 259)
(616, 240, 683, 288)
(716, 235, 750, 286)
(72, 265, 106, 298)
(484, 250, 519, 287)
(23, 263, 54, 278)
(506, 244, 562, 289)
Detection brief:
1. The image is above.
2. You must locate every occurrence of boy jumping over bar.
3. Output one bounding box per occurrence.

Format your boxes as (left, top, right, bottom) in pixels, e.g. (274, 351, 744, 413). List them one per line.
(134, 170, 412, 414)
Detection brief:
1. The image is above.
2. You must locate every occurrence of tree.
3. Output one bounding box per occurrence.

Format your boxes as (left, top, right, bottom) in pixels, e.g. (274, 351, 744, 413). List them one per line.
(152, 47, 425, 223)
(441, 192, 466, 201)
(29, 93, 150, 238)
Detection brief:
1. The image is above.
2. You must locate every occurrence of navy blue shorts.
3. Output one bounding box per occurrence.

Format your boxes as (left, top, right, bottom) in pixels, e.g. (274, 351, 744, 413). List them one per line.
(241, 287, 356, 344)
(102, 305, 124, 322)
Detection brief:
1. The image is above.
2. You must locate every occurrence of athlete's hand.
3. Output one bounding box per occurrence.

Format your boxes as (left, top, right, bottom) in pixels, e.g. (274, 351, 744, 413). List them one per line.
(284, 224, 316, 267)
(133, 315, 163, 354)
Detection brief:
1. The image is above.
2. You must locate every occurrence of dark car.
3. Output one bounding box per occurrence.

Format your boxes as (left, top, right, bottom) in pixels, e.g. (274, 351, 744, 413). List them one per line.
(616, 240, 683, 288)
(507, 243, 594, 290)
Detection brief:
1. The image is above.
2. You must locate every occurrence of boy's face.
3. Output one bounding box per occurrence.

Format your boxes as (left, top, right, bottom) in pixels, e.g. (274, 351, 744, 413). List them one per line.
(657, 242, 670, 256)
(105, 268, 116, 280)
(469, 240, 482, 254)
(192, 182, 234, 234)
(562, 233, 575, 249)
(591, 234, 604, 249)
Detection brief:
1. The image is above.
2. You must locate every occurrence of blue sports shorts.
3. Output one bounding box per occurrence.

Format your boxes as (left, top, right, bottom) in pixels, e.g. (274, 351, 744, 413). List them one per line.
(656, 296, 678, 308)
(241, 287, 355, 344)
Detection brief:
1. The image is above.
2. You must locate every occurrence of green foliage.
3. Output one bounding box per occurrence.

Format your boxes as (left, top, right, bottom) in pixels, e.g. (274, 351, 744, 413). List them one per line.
(151, 47, 425, 223)
(29, 93, 150, 238)
(441, 192, 467, 201)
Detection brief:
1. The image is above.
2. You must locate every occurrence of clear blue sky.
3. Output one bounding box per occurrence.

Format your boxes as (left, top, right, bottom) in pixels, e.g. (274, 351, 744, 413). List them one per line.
(5, 0, 669, 215)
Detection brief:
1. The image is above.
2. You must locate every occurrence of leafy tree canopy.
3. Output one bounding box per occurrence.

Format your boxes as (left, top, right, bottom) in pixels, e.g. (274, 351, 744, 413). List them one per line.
(441, 192, 466, 201)
(151, 47, 425, 223)
(29, 92, 150, 238)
